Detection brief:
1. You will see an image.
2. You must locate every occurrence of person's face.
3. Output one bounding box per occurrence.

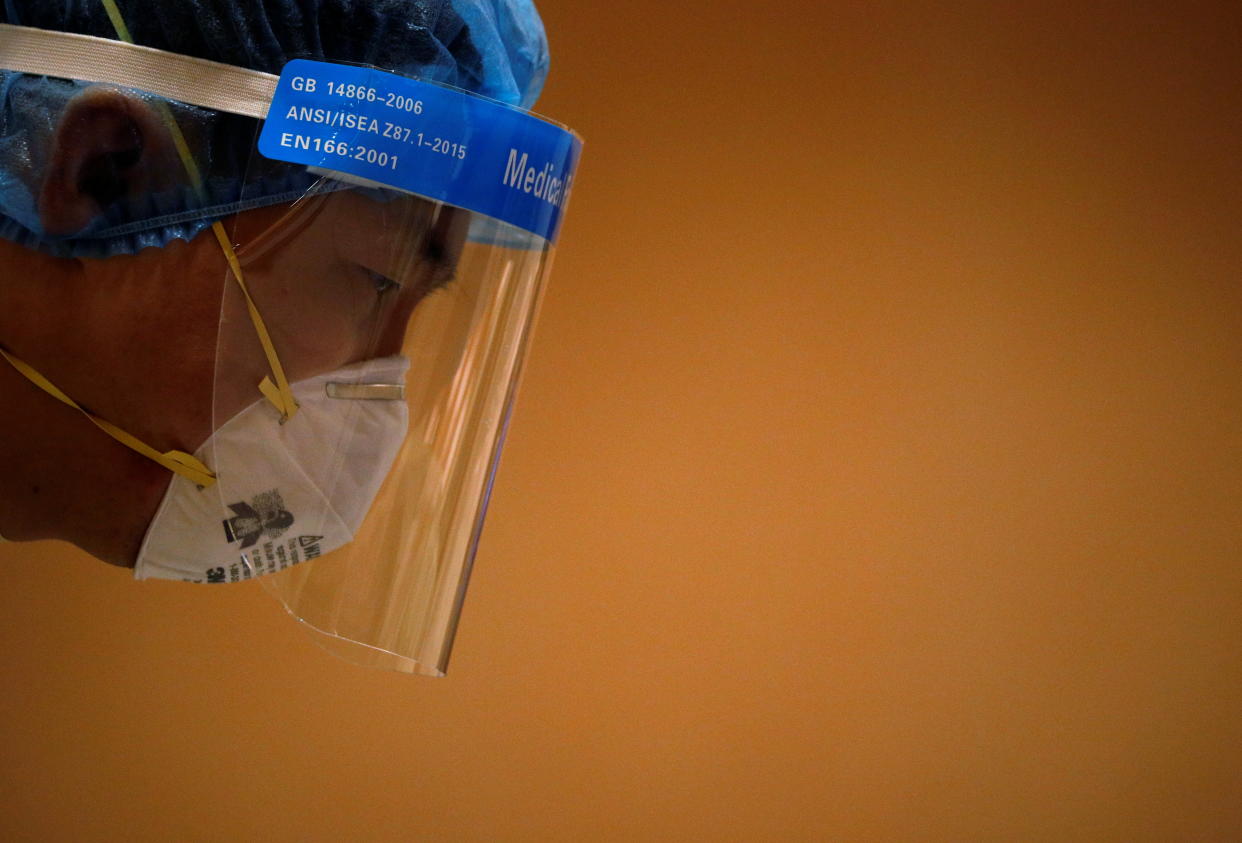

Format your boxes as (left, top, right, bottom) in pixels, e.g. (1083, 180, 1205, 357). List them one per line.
(0, 83, 470, 562)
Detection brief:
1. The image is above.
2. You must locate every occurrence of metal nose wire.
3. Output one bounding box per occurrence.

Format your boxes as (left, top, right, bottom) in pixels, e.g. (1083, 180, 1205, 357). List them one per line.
(325, 383, 406, 401)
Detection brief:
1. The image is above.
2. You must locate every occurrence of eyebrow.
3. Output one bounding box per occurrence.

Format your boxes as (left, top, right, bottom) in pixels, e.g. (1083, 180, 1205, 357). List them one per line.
(421, 225, 459, 291)
(418, 206, 468, 292)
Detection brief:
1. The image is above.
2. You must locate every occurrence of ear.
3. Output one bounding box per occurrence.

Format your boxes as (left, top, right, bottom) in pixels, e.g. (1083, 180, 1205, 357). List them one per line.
(38, 86, 183, 237)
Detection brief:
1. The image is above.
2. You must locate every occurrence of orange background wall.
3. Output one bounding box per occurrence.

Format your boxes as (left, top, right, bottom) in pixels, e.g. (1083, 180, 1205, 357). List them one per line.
(3, 1, 1241, 839)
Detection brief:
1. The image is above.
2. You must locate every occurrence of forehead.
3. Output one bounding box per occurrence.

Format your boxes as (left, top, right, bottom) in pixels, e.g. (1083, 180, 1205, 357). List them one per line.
(231, 188, 466, 277)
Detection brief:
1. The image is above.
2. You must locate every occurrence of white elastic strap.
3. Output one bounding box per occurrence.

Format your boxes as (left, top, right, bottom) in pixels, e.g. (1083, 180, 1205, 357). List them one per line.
(0, 23, 276, 119)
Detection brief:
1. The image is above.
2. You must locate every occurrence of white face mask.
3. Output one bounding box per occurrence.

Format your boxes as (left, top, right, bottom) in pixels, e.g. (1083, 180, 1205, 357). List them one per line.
(134, 356, 410, 583)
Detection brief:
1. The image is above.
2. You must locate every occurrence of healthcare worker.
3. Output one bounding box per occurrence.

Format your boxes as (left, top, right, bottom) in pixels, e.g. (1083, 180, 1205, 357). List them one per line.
(0, 0, 580, 673)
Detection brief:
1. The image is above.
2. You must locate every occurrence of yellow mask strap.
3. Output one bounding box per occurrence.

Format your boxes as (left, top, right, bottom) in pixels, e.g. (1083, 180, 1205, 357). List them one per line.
(102, 0, 299, 423)
(0, 346, 216, 488)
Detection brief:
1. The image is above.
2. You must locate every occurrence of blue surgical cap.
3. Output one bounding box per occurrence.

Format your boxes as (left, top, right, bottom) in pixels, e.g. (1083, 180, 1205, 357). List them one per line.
(0, 0, 549, 257)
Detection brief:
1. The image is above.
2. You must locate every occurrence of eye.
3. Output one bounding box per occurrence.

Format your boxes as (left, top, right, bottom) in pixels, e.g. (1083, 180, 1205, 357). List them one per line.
(365, 269, 401, 295)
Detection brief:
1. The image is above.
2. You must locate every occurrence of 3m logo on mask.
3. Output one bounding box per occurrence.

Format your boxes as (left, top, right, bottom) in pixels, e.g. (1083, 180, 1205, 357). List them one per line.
(223, 490, 295, 548)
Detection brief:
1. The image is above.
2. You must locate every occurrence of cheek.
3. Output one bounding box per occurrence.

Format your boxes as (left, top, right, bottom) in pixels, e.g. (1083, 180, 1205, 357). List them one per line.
(366, 286, 422, 359)
(226, 192, 429, 380)
(258, 263, 396, 376)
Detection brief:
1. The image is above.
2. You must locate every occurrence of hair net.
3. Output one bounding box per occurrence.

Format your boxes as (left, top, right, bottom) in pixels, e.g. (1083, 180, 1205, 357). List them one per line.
(0, 0, 549, 257)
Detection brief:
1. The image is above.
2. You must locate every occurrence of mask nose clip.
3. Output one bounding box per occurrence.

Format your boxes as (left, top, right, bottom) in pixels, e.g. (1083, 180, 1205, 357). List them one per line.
(325, 383, 406, 401)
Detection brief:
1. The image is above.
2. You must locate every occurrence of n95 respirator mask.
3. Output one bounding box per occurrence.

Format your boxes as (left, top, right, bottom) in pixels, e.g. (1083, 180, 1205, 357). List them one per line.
(135, 356, 409, 583)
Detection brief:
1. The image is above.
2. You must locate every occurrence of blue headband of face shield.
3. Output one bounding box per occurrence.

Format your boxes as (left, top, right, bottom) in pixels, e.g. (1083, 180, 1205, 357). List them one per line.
(0, 0, 549, 258)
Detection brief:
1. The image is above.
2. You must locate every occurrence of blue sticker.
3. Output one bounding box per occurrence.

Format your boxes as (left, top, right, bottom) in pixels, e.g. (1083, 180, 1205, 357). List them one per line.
(258, 60, 582, 243)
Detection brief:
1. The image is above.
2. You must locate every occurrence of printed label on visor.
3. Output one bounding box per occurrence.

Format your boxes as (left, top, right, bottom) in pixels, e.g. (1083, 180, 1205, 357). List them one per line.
(258, 59, 581, 243)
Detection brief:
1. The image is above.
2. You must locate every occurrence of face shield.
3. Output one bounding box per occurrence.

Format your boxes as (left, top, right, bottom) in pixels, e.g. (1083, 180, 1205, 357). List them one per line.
(0, 19, 580, 675)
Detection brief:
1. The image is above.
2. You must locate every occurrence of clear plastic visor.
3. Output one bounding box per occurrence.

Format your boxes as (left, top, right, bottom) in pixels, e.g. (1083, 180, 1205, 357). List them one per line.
(208, 137, 568, 675)
(188, 61, 580, 674)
